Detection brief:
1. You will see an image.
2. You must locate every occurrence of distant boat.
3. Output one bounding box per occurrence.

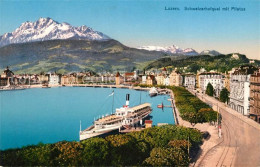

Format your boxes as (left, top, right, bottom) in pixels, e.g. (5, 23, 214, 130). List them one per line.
(157, 102, 164, 109)
(80, 94, 152, 140)
(149, 87, 158, 97)
(42, 83, 50, 88)
(0, 86, 25, 91)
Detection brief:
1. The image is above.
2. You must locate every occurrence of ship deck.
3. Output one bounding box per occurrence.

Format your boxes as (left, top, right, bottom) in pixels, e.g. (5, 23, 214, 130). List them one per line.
(96, 115, 123, 124)
(129, 103, 150, 111)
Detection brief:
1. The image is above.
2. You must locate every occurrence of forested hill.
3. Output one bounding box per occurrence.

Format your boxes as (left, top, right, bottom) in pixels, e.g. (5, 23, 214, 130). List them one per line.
(145, 54, 260, 73)
(0, 39, 173, 74)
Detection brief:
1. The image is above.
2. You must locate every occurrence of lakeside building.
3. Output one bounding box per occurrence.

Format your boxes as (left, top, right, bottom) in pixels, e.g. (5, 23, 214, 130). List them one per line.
(164, 76, 170, 86)
(229, 66, 257, 116)
(30, 75, 40, 84)
(146, 75, 156, 85)
(183, 74, 196, 89)
(0, 66, 14, 86)
(61, 75, 69, 85)
(10, 75, 19, 85)
(76, 72, 86, 84)
(123, 71, 138, 82)
(81, 75, 96, 84)
(155, 73, 166, 85)
(199, 72, 224, 97)
(38, 74, 49, 84)
(48, 73, 60, 85)
(249, 68, 260, 123)
(154, 67, 170, 86)
(141, 75, 146, 84)
(61, 74, 75, 85)
(101, 73, 115, 84)
(15, 74, 29, 85)
(78, 72, 92, 84)
(115, 72, 121, 85)
(81, 76, 92, 84)
(169, 70, 182, 86)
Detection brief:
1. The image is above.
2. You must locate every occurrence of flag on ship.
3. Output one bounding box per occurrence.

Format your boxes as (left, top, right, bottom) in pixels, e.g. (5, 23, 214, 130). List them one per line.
(109, 90, 114, 97)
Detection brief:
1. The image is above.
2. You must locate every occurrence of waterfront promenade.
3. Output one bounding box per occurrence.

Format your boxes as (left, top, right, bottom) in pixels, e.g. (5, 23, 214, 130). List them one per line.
(30, 83, 151, 90)
(190, 90, 260, 167)
(167, 88, 221, 166)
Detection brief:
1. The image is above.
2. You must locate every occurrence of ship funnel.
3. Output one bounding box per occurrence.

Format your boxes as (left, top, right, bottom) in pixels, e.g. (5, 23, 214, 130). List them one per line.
(126, 94, 130, 106)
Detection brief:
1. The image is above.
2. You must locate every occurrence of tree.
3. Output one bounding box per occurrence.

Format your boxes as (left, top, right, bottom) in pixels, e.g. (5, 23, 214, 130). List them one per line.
(189, 64, 200, 73)
(0, 125, 203, 166)
(143, 147, 189, 166)
(50, 141, 82, 166)
(81, 138, 110, 166)
(198, 108, 217, 123)
(219, 88, 229, 103)
(206, 83, 214, 96)
(105, 134, 139, 166)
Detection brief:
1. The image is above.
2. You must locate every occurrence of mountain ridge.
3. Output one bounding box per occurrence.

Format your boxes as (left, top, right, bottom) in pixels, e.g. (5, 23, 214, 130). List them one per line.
(0, 39, 177, 74)
(137, 45, 198, 56)
(145, 54, 260, 73)
(138, 45, 221, 56)
(0, 17, 110, 47)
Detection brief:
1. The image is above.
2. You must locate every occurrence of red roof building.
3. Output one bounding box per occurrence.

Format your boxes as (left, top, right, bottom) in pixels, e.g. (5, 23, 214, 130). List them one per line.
(145, 120, 153, 128)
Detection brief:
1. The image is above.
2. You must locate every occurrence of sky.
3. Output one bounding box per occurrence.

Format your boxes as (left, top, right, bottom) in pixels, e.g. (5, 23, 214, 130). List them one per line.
(0, 0, 259, 59)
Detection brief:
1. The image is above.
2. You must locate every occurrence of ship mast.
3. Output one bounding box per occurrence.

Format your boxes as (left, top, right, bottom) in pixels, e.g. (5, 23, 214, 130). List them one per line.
(111, 90, 114, 113)
(80, 120, 81, 132)
(126, 94, 130, 106)
(139, 91, 142, 104)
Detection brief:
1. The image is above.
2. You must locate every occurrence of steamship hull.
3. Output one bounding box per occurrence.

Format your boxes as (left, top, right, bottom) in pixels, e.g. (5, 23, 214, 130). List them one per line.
(80, 124, 122, 140)
(79, 94, 152, 141)
(149, 87, 158, 97)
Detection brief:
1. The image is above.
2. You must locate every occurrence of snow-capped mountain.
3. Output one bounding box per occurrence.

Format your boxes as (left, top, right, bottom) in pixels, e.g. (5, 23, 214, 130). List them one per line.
(182, 48, 198, 56)
(138, 45, 199, 56)
(200, 50, 221, 56)
(138, 45, 183, 54)
(0, 17, 110, 47)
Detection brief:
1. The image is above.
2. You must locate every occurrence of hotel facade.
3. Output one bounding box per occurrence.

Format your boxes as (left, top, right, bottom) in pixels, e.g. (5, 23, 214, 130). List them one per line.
(249, 68, 260, 123)
(229, 66, 257, 116)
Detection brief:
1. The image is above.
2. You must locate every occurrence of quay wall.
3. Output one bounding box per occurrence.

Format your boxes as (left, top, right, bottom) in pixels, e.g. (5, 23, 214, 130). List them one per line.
(166, 88, 179, 125)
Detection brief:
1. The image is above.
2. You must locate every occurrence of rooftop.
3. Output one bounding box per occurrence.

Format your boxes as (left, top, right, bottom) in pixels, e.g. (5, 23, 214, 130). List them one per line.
(130, 103, 151, 111)
(200, 72, 222, 75)
(145, 120, 153, 124)
(125, 72, 135, 76)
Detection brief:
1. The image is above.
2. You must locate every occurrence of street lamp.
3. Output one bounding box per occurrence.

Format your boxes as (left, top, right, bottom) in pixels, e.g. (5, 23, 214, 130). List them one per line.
(217, 103, 222, 138)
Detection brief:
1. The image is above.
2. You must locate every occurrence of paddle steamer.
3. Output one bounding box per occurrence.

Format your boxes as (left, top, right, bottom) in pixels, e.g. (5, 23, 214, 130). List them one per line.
(80, 94, 152, 140)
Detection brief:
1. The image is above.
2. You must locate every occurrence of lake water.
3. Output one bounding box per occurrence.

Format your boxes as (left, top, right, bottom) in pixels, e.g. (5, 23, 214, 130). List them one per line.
(0, 87, 174, 150)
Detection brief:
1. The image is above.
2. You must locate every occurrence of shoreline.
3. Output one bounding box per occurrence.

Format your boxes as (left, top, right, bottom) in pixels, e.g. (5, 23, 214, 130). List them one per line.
(1, 84, 180, 126)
